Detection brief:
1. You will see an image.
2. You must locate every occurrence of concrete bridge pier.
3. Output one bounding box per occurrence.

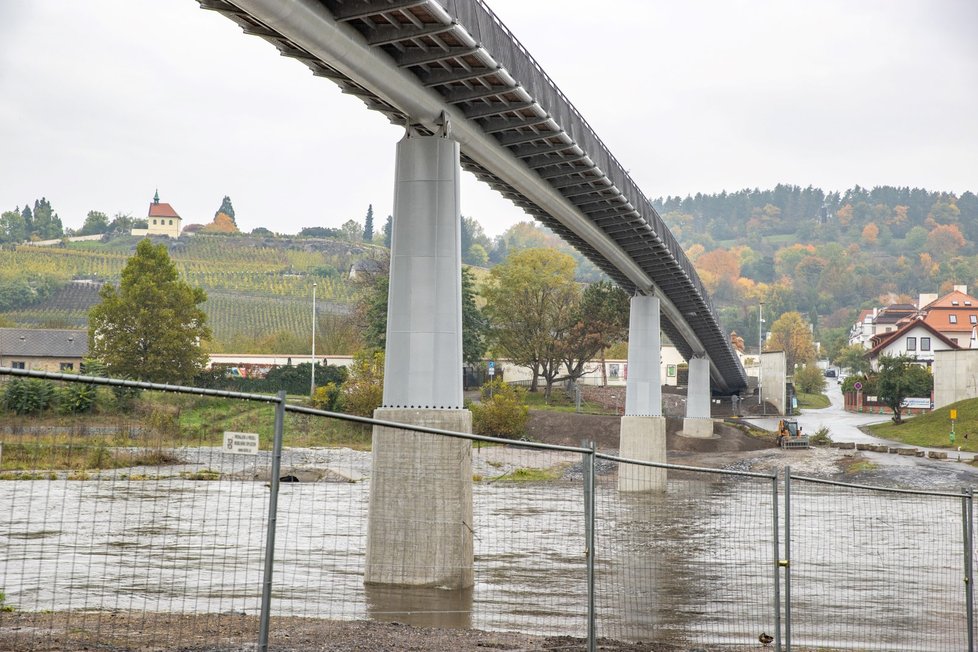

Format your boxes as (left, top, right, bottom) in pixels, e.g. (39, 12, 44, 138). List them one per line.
(683, 355, 714, 437)
(618, 294, 666, 492)
(365, 131, 473, 589)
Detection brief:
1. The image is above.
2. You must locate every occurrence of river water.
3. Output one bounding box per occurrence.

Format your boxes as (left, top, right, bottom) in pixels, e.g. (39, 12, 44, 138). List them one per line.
(0, 466, 972, 650)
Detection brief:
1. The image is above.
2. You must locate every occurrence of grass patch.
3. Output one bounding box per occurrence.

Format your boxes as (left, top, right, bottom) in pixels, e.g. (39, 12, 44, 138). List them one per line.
(492, 466, 565, 483)
(522, 390, 618, 415)
(796, 392, 830, 409)
(181, 469, 221, 481)
(843, 459, 879, 474)
(867, 398, 978, 451)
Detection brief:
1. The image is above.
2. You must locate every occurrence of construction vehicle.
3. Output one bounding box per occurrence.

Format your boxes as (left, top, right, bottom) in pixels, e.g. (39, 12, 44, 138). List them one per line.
(778, 418, 809, 449)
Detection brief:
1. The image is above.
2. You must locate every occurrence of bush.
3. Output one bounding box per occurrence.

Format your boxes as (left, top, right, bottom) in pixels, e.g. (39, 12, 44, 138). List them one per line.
(794, 365, 826, 394)
(58, 383, 98, 414)
(2, 379, 56, 415)
(809, 426, 831, 446)
(471, 379, 529, 439)
(311, 382, 342, 411)
(340, 350, 384, 417)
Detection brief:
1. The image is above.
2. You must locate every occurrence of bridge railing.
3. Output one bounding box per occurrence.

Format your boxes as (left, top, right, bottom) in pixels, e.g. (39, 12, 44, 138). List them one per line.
(0, 368, 973, 651)
(448, 0, 718, 319)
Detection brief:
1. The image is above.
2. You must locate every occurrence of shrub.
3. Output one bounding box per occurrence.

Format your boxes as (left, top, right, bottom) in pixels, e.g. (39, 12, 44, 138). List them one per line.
(311, 382, 342, 411)
(340, 350, 384, 417)
(58, 383, 98, 414)
(794, 365, 826, 394)
(809, 426, 831, 446)
(2, 379, 56, 415)
(471, 379, 529, 439)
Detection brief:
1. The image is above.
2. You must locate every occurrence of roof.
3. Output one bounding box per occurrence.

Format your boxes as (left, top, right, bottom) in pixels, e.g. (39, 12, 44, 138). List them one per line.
(866, 319, 958, 358)
(0, 328, 88, 359)
(148, 202, 181, 219)
(922, 290, 978, 310)
(874, 304, 917, 324)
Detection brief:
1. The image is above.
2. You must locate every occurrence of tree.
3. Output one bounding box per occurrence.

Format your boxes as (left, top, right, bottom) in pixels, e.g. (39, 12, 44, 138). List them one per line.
(482, 248, 579, 396)
(79, 210, 109, 236)
(363, 205, 374, 242)
(876, 354, 933, 424)
(383, 215, 392, 248)
(0, 210, 27, 244)
(793, 364, 826, 394)
(560, 280, 629, 385)
(461, 267, 488, 364)
(107, 212, 134, 237)
(340, 219, 363, 242)
(926, 223, 965, 258)
(201, 213, 238, 234)
(29, 198, 63, 240)
(340, 349, 384, 416)
(88, 239, 211, 383)
(766, 311, 816, 372)
(216, 196, 235, 223)
(833, 343, 872, 375)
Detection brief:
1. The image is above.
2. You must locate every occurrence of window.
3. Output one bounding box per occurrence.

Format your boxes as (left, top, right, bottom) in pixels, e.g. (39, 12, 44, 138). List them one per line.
(952, 301, 960, 306)
(168, 219, 173, 225)
(666, 364, 677, 378)
(60, 362, 74, 372)
(609, 363, 620, 378)
(921, 337, 931, 351)
(906, 337, 916, 351)
(950, 314, 958, 324)
(971, 315, 976, 325)
(152, 219, 157, 225)
(11, 361, 25, 369)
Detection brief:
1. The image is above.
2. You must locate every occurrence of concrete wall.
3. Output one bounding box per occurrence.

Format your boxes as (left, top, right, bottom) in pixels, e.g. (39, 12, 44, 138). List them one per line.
(760, 351, 787, 415)
(934, 349, 978, 408)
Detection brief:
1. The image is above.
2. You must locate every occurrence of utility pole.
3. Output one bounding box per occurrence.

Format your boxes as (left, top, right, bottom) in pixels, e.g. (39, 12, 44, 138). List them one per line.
(758, 301, 764, 407)
(310, 283, 317, 397)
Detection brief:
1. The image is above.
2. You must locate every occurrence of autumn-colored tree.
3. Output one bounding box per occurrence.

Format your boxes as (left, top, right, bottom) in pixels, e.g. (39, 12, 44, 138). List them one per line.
(695, 248, 741, 298)
(926, 223, 965, 258)
(482, 248, 579, 396)
(730, 331, 745, 352)
(861, 222, 879, 245)
(201, 213, 238, 234)
(765, 311, 816, 371)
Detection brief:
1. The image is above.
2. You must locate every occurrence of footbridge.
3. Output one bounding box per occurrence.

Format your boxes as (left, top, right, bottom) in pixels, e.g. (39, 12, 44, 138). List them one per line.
(199, 0, 747, 395)
(199, 0, 750, 588)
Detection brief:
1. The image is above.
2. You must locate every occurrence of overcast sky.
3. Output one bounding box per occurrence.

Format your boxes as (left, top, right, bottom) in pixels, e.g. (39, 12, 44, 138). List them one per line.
(1, 0, 975, 237)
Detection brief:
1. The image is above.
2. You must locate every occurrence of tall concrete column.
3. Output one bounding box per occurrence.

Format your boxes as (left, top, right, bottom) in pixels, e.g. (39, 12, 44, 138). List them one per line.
(619, 294, 666, 491)
(365, 132, 473, 589)
(683, 355, 713, 437)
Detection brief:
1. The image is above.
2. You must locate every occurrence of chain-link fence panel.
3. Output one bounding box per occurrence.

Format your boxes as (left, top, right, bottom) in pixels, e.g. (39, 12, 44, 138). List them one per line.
(593, 456, 779, 649)
(0, 415, 278, 651)
(789, 475, 971, 651)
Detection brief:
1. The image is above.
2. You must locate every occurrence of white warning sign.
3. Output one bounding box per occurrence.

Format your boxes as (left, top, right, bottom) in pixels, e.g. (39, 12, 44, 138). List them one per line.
(223, 431, 260, 455)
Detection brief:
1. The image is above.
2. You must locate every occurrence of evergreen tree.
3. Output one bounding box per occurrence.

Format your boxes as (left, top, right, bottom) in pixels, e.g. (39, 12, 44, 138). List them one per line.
(89, 239, 211, 383)
(216, 196, 236, 224)
(363, 204, 374, 242)
(383, 215, 392, 248)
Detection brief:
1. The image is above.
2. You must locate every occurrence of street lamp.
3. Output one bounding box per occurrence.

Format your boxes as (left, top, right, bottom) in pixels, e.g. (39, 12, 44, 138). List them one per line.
(758, 301, 764, 406)
(310, 282, 317, 397)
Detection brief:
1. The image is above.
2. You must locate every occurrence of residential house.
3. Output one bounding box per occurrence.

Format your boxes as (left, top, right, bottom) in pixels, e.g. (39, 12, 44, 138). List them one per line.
(131, 190, 182, 238)
(0, 328, 89, 372)
(865, 318, 959, 371)
(848, 303, 917, 349)
(919, 286, 978, 348)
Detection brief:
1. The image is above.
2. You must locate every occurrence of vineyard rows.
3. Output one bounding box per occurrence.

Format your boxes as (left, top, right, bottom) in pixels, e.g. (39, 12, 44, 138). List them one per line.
(0, 236, 367, 343)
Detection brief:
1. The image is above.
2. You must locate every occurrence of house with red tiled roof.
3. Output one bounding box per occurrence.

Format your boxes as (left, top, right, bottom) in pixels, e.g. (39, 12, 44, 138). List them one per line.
(919, 286, 978, 348)
(848, 303, 918, 349)
(865, 318, 960, 371)
(131, 190, 182, 238)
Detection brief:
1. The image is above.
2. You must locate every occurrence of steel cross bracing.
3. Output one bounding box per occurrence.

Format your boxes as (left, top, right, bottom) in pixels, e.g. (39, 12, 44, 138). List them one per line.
(198, 0, 748, 393)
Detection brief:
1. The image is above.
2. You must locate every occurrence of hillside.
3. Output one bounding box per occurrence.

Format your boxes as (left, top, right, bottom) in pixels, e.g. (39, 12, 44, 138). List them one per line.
(0, 234, 383, 349)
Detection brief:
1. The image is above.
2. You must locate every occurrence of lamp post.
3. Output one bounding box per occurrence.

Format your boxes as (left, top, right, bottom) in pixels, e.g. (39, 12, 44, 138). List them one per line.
(310, 283, 317, 398)
(758, 301, 764, 406)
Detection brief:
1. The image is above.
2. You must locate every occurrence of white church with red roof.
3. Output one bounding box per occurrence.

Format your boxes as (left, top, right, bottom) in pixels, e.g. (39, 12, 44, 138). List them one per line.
(131, 190, 182, 238)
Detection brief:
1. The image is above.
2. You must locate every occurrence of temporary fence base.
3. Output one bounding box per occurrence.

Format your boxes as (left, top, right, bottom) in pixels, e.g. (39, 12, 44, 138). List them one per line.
(617, 415, 666, 491)
(364, 407, 474, 588)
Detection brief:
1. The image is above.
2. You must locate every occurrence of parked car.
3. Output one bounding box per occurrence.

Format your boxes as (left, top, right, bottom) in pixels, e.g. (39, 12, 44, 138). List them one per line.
(824, 368, 837, 378)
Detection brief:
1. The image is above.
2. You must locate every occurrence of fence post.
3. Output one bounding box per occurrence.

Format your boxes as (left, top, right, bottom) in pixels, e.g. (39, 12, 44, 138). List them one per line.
(784, 465, 792, 652)
(258, 390, 286, 652)
(583, 440, 596, 652)
(964, 488, 975, 652)
(772, 473, 782, 652)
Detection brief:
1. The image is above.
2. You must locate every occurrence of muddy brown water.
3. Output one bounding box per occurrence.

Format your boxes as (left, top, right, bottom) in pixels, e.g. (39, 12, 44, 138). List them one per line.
(0, 471, 972, 651)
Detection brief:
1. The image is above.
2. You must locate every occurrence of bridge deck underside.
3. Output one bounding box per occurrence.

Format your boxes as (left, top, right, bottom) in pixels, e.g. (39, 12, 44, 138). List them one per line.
(199, 0, 748, 393)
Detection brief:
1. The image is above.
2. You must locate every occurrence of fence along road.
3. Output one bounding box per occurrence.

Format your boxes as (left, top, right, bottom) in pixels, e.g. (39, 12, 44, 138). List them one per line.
(196, 0, 747, 395)
(1, 367, 976, 651)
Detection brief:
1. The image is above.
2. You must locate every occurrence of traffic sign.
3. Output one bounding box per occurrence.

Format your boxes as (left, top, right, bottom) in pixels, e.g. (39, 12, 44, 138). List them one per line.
(488, 361, 495, 376)
(853, 381, 863, 391)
